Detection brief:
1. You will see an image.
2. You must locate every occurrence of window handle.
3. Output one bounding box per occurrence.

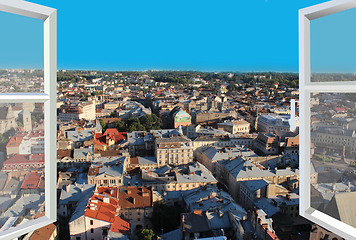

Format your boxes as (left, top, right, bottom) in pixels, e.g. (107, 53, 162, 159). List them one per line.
(290, 99, 299, 131)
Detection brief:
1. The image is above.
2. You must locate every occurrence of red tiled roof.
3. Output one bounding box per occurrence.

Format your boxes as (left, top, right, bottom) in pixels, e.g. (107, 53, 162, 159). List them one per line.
(118, 186, 152, 209)
(94, 139, 106, 146)
(57, 149, 73, 159)
(29, 223, 57, 240)
(84, 194, 119, 223)
(110, 216, 130, 235)
(104, 128, 120, 136)
(96, 129, 127, 145)
(21, 172, 42, 189)
(96, 187, 118, 198)
(335, 107, 346, 112)
(26, 130, 44, 138)
(6, 135, 24, 148)
(4, 154, 44, 165)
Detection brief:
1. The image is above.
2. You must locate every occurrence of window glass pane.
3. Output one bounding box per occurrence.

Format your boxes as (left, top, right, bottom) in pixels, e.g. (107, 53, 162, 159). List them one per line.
(310, 7, 356, 82)
(310, 92, 356, 228)
(0, 11, 44, 92)
(0, 102, 45, 230)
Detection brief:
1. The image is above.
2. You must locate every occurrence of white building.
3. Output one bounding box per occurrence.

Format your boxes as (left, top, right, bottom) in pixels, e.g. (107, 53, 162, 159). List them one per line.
(58, 100, 96, 121)
(18, 131, 45, 154)
(257, 114, 298, 133)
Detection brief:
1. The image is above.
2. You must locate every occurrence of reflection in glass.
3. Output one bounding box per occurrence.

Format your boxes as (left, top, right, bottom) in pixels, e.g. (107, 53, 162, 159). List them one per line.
(0, 10, 44, 93)
(0, 103, 45, 231)
(0, 69, 44, 93)
(310, 92, 356, 228)
(310, 7, 356, 79)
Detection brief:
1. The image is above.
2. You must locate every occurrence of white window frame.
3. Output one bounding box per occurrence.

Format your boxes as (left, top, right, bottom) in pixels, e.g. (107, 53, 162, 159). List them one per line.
(0, 1, 56, 239)
(299, 0, 356, 238)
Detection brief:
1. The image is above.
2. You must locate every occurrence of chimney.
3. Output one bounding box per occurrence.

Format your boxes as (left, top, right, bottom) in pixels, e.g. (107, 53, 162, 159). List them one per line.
(104, 197, 110, 203)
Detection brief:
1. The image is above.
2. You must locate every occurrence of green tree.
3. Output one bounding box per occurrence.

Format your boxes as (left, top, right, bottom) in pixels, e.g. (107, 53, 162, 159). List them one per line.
(289, 80, 297, 88)
(31, 113, 44, 126)
(114, 120, 126, 132)
(99, 119, 106, 132)
(227, 83, 238, 91)
(140, 114, 162, 131)
(127, 118, 146, 133)
(91, 91, 99, 96)
(0, 132, 10, 154)
(136, 229, 156, 240)
(16, 121, 23, 127)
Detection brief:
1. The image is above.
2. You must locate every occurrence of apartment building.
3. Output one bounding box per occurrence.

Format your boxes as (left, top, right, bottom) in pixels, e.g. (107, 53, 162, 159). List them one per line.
(84, 190, 130, 240)
(196, 145, 258, 175)
(117, 186, 153, 231)
(257, 113, 297, 133)
(312, 126, 355, 155)
(128, 131, 155, 157)
(254, 132, 280, 156)
(58, 100, 96, 121)
(215, 157, 300, 202)
(2, 153, 45, 171)
(155, 135, 194, 167)
(217, 119, 250, 134)
(141, 162, 217, 192)
(88, 155, 129, 187)
(229, 133, 257, 149)
(192, 135, 232, 156)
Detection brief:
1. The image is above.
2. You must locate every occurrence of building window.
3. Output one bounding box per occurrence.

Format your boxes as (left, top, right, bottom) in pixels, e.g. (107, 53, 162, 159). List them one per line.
(91, 229, 94, 233)
(0, 2, 57, 239)
(299, 1, 356, 238)
(90, 220, 93, 225)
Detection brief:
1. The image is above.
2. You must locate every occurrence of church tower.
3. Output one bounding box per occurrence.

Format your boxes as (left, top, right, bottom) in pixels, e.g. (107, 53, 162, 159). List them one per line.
(18, 110, 32, 132)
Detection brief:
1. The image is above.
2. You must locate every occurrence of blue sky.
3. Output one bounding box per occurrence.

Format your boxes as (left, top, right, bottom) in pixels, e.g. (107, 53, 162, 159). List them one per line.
(1, 0, 354, 73)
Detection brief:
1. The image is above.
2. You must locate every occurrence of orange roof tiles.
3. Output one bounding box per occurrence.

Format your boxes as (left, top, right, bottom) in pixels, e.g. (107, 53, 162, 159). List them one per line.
(57, 149, 73, 159)
(29, 223, 57, 240)
(96, 129, 127, 145)
(21, 172, 42, 189)
(97, 187, 118, 198)
(118, 186, 152, 209)
(85, 194, 119, 223)
(94, 139, 106, 146)
(6, 134, 26, 148)
(110, 216, 130, 235)
(4, 154, 44, 165)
